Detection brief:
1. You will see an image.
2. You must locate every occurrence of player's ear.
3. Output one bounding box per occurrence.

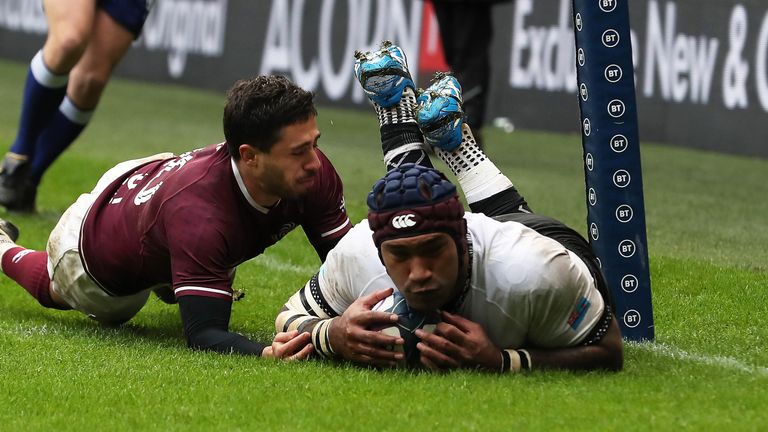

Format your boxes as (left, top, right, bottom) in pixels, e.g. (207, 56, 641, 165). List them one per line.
(239, 144, 260, 166)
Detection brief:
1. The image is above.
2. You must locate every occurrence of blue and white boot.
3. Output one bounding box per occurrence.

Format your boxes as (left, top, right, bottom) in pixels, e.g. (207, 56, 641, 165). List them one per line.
(416, 72, 464, 152)
(354, 41, 415, 108)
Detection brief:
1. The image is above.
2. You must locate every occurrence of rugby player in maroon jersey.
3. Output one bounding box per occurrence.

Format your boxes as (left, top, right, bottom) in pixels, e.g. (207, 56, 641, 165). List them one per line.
(0, 76, 351, 359)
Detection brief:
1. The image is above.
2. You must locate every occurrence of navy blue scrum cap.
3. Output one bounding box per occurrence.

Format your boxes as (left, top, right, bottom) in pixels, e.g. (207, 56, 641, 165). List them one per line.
(367, 164, 466, 252)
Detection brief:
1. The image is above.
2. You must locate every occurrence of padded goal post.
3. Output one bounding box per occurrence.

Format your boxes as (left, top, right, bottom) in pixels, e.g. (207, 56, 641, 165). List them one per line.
(571, 0, 654, 340)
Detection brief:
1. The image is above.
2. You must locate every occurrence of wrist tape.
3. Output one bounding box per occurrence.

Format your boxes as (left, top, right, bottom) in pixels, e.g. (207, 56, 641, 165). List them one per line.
(500, 349, 532, 373)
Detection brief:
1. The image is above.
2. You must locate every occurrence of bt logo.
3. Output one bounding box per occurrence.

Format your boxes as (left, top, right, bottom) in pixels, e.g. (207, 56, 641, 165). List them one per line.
(613, 169, 631, 187)
(621, 274, 639, 293)
(602, 29, 620, 47)
(623, 309, 641, 328)
(605, 64, 622, 83)
(590, 223, 599, 240)
(616, 204, 633, 223)
(580, 83, 589, 101)
(588, 188, 597, 206)
(610, 134, 628, 153)
(618, 239, 636, 258)
(600, 0, 618, 13)
(608, 99, 626, 118)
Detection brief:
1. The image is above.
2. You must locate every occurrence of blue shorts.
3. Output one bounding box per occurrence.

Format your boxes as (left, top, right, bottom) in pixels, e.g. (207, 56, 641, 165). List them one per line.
(99, 0, 153, 38)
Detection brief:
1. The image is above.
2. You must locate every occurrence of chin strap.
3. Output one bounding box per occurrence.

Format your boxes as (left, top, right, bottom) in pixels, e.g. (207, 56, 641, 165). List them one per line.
(445, 233, 473, 314)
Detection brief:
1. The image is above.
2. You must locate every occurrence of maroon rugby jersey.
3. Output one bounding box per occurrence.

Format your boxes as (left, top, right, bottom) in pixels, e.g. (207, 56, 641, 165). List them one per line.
(79, 143, 350, 300)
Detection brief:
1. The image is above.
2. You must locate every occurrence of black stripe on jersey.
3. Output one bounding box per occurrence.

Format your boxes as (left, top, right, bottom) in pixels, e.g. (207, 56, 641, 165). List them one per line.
(299, 287, 319, 317)
(580, 305, 613, 346)
(309, 274, 338, 317)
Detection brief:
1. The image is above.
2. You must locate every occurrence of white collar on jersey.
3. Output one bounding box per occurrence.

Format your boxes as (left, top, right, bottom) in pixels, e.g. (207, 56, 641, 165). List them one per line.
(230, 158, 277, 214)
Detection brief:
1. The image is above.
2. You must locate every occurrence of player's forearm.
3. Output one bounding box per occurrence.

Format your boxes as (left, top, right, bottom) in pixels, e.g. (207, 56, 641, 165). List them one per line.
(275, 278, 340, 358)
(178, 294, 267, 356)
(276, 305, 337, 358)
(508, 318, 623, 372)
(187, 327, 267, 356)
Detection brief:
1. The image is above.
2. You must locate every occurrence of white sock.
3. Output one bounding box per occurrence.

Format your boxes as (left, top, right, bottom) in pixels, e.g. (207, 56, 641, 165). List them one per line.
(435, 124, 514, 204)
(374, 87, 418, 127)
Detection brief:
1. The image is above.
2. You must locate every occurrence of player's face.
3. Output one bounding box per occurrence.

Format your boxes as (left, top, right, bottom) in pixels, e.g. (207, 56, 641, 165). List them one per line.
(257, 116, 322, 200)
(380, 232, 460, 312)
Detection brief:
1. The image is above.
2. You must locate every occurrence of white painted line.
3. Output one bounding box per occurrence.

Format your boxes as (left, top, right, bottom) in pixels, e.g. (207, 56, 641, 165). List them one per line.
(627, 341, 768, 377)
(249, 254, 316, 275)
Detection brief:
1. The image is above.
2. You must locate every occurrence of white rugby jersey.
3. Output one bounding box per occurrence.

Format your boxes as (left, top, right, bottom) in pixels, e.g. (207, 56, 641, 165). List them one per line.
(311, 212, 605, 349)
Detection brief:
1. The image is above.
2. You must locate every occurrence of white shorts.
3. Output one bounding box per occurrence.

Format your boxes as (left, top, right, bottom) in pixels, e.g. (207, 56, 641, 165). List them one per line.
(47, 152, 174, 325)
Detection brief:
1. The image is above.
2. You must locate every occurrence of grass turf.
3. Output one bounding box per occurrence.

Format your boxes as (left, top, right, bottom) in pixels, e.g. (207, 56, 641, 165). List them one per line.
(0, 58, 766, 430)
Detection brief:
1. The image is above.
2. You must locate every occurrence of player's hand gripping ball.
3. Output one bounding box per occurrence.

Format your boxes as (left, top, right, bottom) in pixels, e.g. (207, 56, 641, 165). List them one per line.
(372, 291, 440, 367)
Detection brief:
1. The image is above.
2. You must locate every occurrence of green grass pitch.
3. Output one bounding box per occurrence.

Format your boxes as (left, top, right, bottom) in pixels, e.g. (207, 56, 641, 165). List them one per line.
(0, 58, 766, 430)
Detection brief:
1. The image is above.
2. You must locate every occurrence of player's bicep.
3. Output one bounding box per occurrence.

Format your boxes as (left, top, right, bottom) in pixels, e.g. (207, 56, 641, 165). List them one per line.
(528, 251, 606, 347)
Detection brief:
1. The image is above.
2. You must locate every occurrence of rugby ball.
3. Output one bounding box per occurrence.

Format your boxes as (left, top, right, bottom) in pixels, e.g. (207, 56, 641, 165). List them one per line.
(372, 291, 440, 367)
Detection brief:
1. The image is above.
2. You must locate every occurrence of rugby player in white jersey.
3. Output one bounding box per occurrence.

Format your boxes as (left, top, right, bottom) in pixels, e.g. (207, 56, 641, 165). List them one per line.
(275, 42, 623, 373)
(0, 76, 351, 360)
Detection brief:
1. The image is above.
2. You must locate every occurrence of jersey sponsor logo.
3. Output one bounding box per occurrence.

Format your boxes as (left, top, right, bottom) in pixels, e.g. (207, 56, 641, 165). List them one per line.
(391, 214, 417, 229)
(568, 296, 592, 330)
(272, 222, 298, 242)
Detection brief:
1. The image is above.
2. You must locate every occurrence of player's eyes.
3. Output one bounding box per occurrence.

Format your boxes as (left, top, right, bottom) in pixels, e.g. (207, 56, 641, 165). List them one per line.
(384, 248, 410, 261)
(293, 142, 319, 156)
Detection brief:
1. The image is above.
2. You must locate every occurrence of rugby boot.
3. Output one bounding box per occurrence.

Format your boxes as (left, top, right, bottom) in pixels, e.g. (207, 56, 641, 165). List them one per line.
(0, 153, 37, 213)
(0, 217, 20, 243)
(354, 40, 415, 108)
(416, 72, 465, 152)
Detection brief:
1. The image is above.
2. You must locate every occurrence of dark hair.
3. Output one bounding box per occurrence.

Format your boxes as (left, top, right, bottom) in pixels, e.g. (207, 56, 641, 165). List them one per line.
(223, 75, 317, 159)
